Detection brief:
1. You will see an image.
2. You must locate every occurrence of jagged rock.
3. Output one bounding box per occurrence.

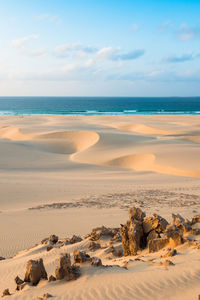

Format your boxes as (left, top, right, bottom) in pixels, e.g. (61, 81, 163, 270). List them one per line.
(2, 289, 11, 297)
(88, 226, 119, 241)
(191, 215, 200, 225)
(121, 208, 145, 256)
(143, 214, 168, 234)
(148, 238, 169, 253)
(68, 235, 82, 244)
(41, 238, 49, 245)
(48, 275, 56, 282)
(166, 225, 183, 247)
(0, 257, 5, 261)
(47, 245, 53, 252)
(90, 257, 102, 266)
(129, 207, 146, 222)
(147, 230, 160, 243)
(111, 232, 122, 242)
(55, 253, 80, 281)
(24, 258, 47, 286)
(49, 235, 58, 244)
(15, 276, 24, 285)
(192, 228, 200, 235)
(15, 275, 25, 290)
(88, 241, 101, 251)
(16, 282, 28, 291)
(172, 214, 191, 233)
(73, 250, 90, 263)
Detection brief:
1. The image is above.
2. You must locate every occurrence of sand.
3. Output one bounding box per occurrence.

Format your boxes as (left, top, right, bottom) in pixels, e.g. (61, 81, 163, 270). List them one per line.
(0, 115, 200, 299)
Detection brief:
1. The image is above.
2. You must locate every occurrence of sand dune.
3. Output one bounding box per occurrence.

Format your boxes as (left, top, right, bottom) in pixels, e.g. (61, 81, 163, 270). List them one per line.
(113, 123, 175, 135)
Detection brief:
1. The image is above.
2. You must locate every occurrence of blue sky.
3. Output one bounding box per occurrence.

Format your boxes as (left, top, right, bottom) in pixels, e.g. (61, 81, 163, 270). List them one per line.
(0, 0, 200, 96)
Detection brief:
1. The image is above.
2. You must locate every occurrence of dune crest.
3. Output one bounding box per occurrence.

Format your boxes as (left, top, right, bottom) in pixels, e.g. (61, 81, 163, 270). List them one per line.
(114, 123, 175, 135)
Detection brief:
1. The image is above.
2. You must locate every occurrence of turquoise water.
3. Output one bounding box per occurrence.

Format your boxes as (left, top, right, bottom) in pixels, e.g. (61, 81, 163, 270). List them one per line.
(0, 97, 200, 115)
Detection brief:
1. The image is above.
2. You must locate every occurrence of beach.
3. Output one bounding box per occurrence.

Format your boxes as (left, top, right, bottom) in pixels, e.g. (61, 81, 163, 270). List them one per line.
(0, 115, 200, 299)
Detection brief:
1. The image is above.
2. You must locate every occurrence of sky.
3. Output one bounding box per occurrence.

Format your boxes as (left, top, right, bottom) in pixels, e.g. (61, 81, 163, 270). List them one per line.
(0, 0, 200, 96)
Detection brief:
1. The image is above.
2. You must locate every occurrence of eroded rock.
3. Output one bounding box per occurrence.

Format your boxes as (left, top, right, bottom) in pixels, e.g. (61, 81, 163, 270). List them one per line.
(121, 207, 145, 256)
(2, 289, 11, 297)
(148, 238, 169, 253)
(143, 214, 168, 234)
(49, 235, 58, 244)
(55, 253, 80, 281)
(73, 250, 90, 264)
(88, 241, 101, 251)
(90, 257, 102, 266)
(24, 258, 47, 286)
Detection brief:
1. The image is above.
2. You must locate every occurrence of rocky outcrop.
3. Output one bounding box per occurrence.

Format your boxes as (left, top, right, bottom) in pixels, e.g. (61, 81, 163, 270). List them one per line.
(148, 238, 169, 253)
(55, 253, 80, 281)
(166, 225, 183, 247)
(49, 235, 58, 244)
(24, 258, 47, 286)
(120, 207, 145, 256)
(88, 241, 101, 251)
(143, 214, 168, 235)
(171, 214, 191, 233)
(191, 215, 200, 225)
(67, 235, 82, 244)
(90, 257, 102, 266)
(87, 226, 120, 241)
(73, 250, 90, 263)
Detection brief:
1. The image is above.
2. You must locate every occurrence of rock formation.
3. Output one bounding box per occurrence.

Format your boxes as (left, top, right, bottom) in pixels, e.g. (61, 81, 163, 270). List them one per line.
(55, 253, 80, 281)
(24, 258, 47, 286)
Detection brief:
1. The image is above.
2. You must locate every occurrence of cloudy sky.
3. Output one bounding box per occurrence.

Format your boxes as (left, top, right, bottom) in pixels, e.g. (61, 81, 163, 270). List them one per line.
(0, 0, 200, 96)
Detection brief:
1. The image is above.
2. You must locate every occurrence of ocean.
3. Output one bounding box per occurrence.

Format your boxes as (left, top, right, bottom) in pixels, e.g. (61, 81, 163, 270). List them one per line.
(0, 97, 200, 115)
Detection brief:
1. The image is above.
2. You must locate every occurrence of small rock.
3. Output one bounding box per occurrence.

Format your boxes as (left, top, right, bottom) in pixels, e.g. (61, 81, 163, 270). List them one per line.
(49, 235, 58, 244)
(148, 238, 169, 253)
(0, 257, 5, 261)
(24, 258, 47, 286)
(88, 241, 101, 251)
(88, 226, 119, 241)
(161, 259, 175, 267)
(192, 228, 200, 235)
(68, 235, 82, 244)
(90, 257, 102, 266)
(16, 282, 28, 291)
(47, 246, 53, 252)
(73, 250, 90, 264)
(191, 215, 200, 225)
(2, 289, 11, 297)
(41, 238, 49, 245)
(43, 293, 53, 299)
(164, 248, 177, 257)
(15, 276, 24, 285)
(48, 275, 56, 282)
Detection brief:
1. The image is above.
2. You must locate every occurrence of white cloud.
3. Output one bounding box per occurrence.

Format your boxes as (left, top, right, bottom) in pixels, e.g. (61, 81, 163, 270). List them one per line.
(54, 43, 97, 57)
(36, 14, 62, 24)
(12, 34, 39, 49)
(96, 47, 145, 61)
(178, 24, 200, 41)
(96, 46, 120, 60)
